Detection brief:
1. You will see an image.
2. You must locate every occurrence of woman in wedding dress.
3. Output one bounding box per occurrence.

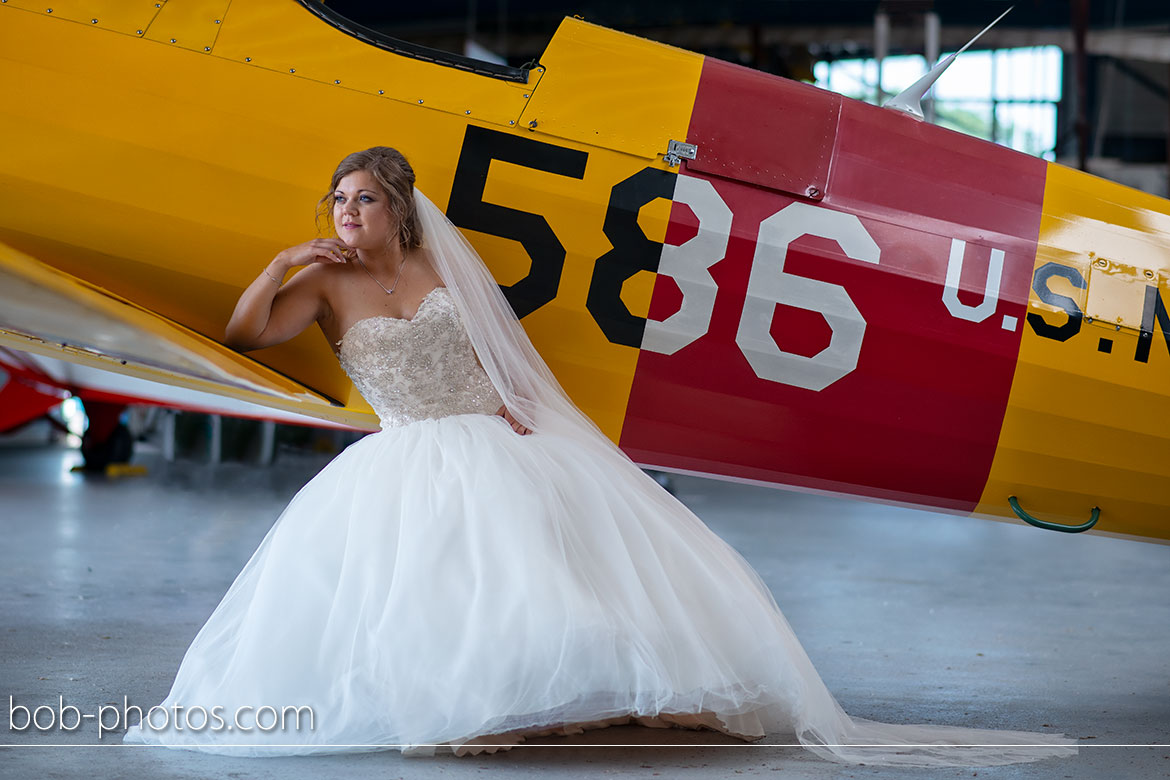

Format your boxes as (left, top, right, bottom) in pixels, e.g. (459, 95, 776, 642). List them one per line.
(122, 147, 1077, 766)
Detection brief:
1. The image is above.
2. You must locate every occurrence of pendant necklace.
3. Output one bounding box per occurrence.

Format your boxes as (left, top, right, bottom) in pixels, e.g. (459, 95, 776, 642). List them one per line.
(356, 254, 408, 295)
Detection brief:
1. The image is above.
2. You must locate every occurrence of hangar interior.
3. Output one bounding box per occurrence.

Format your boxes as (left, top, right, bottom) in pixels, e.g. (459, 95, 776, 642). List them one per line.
(2, 3, 1169, 779)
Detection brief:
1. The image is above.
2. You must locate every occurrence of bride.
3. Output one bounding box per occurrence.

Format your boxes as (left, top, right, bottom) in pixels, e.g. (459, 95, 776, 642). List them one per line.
(122, 147, 1077, 766)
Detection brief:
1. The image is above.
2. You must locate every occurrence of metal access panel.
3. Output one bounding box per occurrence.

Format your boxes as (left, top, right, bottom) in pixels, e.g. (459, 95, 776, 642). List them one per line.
(683, 58, 841, 201)
(1085, 254, 1161, 333)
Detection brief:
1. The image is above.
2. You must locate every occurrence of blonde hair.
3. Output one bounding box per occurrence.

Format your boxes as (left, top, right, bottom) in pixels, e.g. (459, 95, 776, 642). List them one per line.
(316, 146, 423, 254)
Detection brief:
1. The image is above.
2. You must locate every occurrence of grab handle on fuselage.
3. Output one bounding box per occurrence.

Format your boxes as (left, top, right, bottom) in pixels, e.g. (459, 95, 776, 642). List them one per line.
(1007, 496, 1100, 533)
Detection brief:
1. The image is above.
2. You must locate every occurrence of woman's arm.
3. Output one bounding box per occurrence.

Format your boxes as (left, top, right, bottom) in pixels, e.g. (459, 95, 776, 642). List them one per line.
(224, 239, 348, 352)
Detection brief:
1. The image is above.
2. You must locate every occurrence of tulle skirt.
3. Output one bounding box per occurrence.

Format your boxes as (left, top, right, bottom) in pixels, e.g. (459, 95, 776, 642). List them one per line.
(122, 412, 1077, 766)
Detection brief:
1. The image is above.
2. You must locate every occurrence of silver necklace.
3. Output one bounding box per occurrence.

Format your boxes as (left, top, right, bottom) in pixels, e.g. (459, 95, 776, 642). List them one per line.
(356, 254, 408, 295)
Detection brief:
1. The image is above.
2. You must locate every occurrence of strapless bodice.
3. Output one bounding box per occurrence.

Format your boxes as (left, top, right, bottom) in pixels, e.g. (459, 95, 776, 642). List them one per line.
(336, 286, 503, 429)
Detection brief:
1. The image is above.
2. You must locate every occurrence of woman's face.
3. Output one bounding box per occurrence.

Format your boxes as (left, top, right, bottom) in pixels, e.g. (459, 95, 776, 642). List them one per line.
(332, 169, 397, 253)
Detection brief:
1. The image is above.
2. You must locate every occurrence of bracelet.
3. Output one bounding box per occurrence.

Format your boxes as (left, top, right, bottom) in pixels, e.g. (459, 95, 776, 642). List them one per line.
(262, 267, 282, 286)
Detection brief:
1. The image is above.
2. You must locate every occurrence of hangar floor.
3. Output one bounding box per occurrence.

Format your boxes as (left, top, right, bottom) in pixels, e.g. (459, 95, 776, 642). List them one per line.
(1, 439, 1166, 779)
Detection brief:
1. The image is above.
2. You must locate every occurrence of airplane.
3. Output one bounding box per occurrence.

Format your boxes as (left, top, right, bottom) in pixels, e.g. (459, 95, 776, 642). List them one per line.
(1, 0, 1167, 543)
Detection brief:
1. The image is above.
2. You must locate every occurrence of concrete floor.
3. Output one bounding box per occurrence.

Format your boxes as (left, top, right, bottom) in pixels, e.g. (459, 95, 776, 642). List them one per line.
(1, 436, 1167, 779)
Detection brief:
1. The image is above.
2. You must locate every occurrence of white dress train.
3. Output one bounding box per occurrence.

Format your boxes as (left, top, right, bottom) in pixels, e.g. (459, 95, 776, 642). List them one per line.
(122, 286, 1077, 766)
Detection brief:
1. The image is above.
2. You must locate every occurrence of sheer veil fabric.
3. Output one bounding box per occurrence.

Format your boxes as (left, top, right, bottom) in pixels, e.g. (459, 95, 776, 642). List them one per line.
(412, 187, 1077, 767)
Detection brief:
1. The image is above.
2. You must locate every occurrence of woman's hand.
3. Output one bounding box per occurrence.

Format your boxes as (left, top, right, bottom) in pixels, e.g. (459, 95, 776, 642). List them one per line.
(496, 405, 531, 435)
(275, 238, 356, 270)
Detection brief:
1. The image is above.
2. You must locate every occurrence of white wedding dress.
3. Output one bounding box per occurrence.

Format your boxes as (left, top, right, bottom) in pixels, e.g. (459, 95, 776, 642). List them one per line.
(122, 284, 1077, 765)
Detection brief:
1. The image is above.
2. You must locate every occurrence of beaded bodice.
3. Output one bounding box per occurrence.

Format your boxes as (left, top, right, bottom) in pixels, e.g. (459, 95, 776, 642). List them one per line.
(336, 286, 503, 429)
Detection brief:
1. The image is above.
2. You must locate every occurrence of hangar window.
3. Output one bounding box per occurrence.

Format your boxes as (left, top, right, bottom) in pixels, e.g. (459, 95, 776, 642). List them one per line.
(814, 46, 1063, 161)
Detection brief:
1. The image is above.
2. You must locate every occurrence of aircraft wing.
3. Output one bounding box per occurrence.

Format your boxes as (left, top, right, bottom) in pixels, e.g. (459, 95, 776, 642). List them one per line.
(0, 239, 377, 430)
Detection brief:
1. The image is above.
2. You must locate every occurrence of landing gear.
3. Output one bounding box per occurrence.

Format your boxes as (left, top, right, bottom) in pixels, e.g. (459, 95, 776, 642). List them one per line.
(78, 400, 133, 471)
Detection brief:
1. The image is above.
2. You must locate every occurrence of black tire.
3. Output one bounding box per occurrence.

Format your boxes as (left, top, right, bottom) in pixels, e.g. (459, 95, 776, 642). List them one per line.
(80, 422, 134, 471)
